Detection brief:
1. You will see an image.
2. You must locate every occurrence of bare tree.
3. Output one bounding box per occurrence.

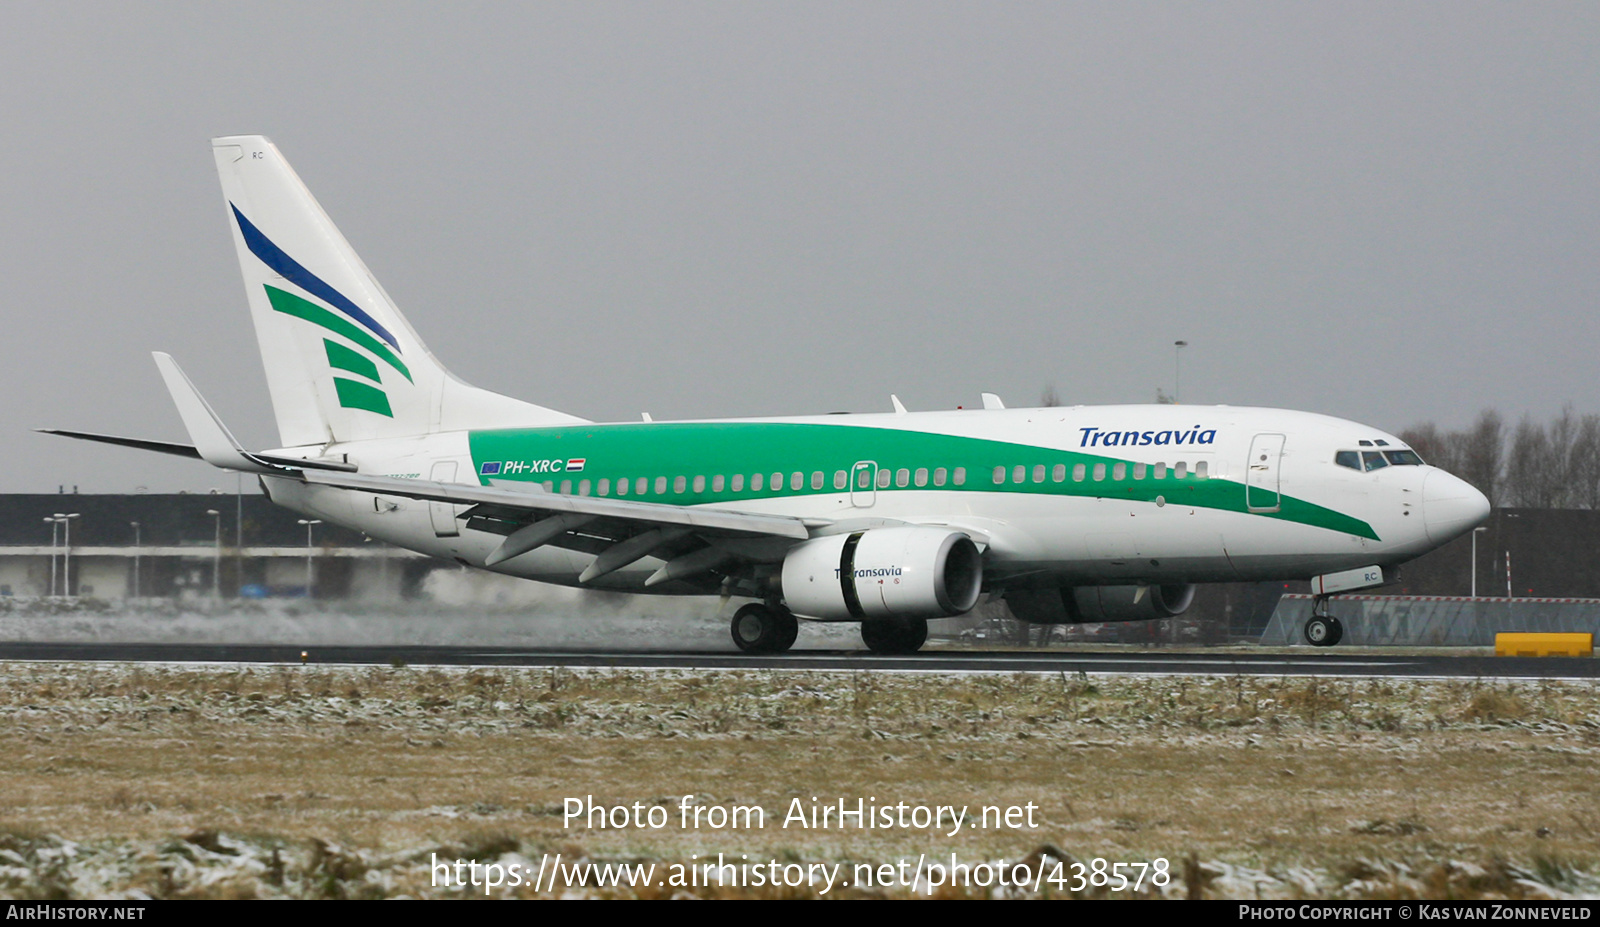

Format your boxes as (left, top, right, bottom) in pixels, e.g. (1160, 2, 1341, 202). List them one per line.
(1570, 414, 1600, 509)
(1506, 414, 1555, 508)
(1041, 384, 1061, 408)
(1458, 410, 1504, 507)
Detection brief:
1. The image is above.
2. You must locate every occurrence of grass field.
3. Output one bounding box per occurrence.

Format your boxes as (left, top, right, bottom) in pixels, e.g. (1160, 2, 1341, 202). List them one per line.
(1, 659, 1597, 898)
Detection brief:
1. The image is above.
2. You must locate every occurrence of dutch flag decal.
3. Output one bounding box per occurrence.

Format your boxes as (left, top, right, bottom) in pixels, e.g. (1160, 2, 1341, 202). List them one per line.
(566, 458, 586, 472)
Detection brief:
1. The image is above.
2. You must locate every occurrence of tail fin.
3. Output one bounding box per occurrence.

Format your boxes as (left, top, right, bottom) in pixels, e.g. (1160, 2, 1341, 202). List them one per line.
(212, 135, 586, 447)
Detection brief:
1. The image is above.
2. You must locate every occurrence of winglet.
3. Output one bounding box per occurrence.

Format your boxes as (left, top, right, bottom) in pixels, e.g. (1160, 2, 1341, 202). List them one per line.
(890, 395, 908, 415)
(981, 392, 1005, 410)
(152, 352, 282, 474)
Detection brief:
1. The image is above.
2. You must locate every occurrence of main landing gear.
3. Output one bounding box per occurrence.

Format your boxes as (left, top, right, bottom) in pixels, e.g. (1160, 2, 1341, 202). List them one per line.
(1303, 595, 1345, 647)
(730, 603, 799, 654)
(860, 616, 928, 655)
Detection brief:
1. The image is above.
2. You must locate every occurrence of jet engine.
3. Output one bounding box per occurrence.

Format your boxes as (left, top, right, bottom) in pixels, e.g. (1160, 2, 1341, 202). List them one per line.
(1004, 583, 1196, 624)
(781, 527, 983, 621)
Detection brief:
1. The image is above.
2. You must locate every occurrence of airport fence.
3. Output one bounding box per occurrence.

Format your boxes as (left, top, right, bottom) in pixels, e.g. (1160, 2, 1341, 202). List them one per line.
(1262, 594, 1600, 646)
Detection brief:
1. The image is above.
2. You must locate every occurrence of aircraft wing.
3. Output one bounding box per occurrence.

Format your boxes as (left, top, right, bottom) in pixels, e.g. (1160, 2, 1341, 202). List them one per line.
(300, 470, 822, 585)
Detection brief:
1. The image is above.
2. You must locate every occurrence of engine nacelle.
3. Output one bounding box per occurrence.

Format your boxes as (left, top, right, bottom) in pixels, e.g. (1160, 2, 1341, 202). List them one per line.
(781, 527, 983, 621)
(1005, 583, 1196, 624)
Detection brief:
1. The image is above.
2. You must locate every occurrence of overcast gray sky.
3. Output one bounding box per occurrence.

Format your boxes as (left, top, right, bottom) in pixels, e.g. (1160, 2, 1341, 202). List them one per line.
(3, 3, 1595, 493)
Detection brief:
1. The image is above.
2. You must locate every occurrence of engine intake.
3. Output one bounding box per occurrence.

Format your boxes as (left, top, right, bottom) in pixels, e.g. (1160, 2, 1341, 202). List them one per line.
(781, 527, 983, 621)
(1005, 583, 1196, 624)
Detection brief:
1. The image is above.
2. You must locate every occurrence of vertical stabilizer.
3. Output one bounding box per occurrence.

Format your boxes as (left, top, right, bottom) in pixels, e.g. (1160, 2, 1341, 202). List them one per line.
(212, 135, 586, 446)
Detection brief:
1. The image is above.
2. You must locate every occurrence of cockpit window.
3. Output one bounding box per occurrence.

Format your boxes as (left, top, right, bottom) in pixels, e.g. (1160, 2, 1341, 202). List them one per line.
(1358, 440, 1373, 447)
(1335, 451, 1361, 470)
(1384, 449, 1424, 466)
(1361, 451, 1389, 471)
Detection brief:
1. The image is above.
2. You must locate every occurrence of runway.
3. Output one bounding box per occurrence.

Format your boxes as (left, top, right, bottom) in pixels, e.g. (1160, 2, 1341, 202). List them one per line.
(0, 642, 1594, 678)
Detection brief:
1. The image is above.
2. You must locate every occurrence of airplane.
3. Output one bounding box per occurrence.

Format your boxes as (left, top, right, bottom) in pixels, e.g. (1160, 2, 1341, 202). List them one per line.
(44, 135, 1492, 654)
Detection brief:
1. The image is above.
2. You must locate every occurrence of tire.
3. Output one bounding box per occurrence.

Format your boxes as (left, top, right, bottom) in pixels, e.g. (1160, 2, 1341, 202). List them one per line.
(860, 617, 928, 654)
(731, 604, 798, 654)
(1304, 616, 1338, 647)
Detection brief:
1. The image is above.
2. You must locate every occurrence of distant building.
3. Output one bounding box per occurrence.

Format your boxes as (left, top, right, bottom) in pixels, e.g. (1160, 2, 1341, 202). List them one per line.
(0, 493, 426, 601)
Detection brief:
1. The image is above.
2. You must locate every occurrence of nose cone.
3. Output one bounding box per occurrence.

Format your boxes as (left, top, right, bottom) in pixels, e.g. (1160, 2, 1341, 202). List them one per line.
(1422, 470, 1491, 544)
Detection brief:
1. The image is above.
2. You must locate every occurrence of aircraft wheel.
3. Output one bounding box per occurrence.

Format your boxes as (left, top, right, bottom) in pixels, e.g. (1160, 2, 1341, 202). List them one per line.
(731, 603, 797, 654)
(773, 607, 800, 651)
(860, 617, 928, 654)
(1304, 615, 1340, 647)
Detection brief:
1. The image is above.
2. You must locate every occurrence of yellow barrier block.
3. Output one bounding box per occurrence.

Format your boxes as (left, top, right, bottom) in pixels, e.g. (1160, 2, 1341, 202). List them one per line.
(1495, 633, 1594, 657)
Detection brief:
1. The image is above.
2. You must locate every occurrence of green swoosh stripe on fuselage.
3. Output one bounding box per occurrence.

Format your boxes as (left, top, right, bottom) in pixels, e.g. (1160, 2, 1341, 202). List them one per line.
(468, 422, 1381, 541)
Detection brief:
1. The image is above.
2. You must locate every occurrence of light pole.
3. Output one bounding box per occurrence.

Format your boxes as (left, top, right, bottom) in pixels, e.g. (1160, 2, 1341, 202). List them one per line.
(54, 513, 79, 597)
(130, 521, 141, 600)
(1470, 526, 1487, 598)
(1173, 341, 1188, 403)
(298, 519, 321, 598)
(44, 517, 58, 596)
(206, 509, 222, 599)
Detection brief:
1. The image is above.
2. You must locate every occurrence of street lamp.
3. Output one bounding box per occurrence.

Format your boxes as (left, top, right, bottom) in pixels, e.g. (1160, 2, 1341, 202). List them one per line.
(1173, 341, 1188, 403)
(298, 519, 322, 598)
(206, 509, 222, 599)
(43, 517, 58, 596)
(130, 521, 141, 600)
(1470, 526, 1487, 598)
(53, 513, 79, 597)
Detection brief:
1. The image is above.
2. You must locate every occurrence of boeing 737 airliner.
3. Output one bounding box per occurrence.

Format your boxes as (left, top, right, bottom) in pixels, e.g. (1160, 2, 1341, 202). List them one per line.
(45, 136, 1492, 653)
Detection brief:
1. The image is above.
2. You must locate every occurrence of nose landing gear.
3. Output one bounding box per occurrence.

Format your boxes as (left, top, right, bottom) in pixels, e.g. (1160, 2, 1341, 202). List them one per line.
(1303, 595, 1345, 647)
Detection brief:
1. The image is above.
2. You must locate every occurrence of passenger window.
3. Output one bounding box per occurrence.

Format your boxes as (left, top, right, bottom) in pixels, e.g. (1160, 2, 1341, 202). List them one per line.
(1033, 464, 1046, 483)
(732, 474, 744, 492)
(933, 467, 948, 487)
(811, 471, 824, 490)
(1133, 463, 1146, 480)
(876, 469, 891, 489)
(993, 466, 1006, 485)
(635, 477, 647, 495)
(752, 473, 764, 491)
(674, 476, 687, 493)
(692, 475, 705, 493)
(834, 470, 848, 490)
(1153, 463, 1167, 480)
(655, 476, 667, 495)
(953, 467, 967, 486)
(1072, 463, 1086, 482)
(598, 478, 610, 496)
(1195, 461, 1208, 479)
(543, 480, 555, 493)
(1112, 462, 1126, 481)
(1093, 463, 1106, 481)
(896, 468, 910, 488)
(613, 478, 625, 496)
(1013, 465, 1026, 484)
(1053, 463, 1066, 482)
(713, 475, 725, 492)
(1175, 462, 1188, 479)
(1362, 451, 1388, 472)
(578, 479, 591, 496)
(772, 472, 783, 490)
(856, 469, 871, 489)
(914, 468, 928, 487)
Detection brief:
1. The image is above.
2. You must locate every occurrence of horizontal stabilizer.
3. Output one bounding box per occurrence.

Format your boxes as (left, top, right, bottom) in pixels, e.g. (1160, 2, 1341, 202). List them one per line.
(36, 429, 201, 460)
